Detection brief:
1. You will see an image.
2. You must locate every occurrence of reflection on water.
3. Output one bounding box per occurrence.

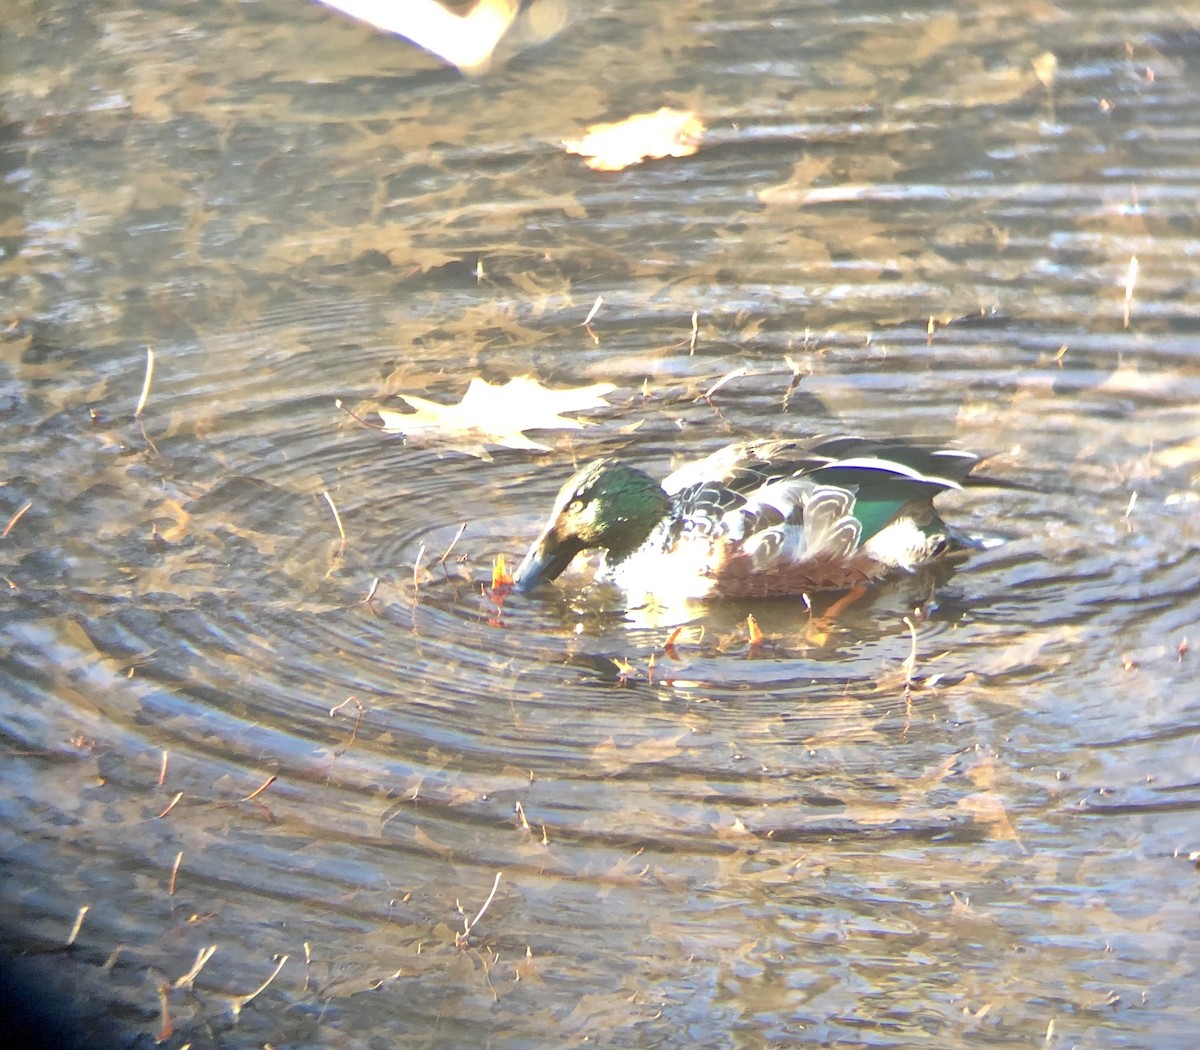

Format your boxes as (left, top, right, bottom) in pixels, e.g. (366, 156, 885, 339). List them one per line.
(2, 0, 1200, 1046)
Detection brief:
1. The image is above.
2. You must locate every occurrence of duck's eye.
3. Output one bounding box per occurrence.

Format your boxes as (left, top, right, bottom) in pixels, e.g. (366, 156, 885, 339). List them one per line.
(568, 499, 585, 513)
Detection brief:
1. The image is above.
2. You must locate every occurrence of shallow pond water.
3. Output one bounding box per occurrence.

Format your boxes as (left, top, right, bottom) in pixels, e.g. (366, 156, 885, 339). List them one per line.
(2, 1, 1199, 1047)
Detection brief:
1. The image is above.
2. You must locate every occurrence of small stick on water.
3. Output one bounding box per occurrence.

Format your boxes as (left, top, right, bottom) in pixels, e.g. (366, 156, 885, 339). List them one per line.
(330, 695, 365, 748)
(322, 491, 346, 556)
(169, 851, 183, 895)
(335, 398, 387, 430)
(135, 348, 155, 417)
(155, 983, 173, 1044)
(228, 956, 288, 1020)
(1123, 255, 1138, 329)
(746, 613, 765, 648)
(470, 872, 503, 930)
(901, 615, 919, 687)
(689, 310, 699, 355)
(157, 792, 183, 818)
(1122, 490, 1138, 533)
(696, 366, 748, 402)
(66, 904, 89, 946)
(457, 872, 503, 947)
(579, 295, 603, 328)
(438, 522, 468, 565)
(330, 695, 359, 717)
(901, 616, 919, 736)
(413, 542, 426, 591)
(781, 355, 807, 411)
(173, 945, 219, 989)
(2, 501, 32, 539)
(241, 774, 277, 802)
(362, 577, 380, 604)
(158, 749, 169, 787)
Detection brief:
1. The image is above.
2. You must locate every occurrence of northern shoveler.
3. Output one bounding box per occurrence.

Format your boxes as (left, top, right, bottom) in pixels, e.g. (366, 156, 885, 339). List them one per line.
(512, 436, 990, 603)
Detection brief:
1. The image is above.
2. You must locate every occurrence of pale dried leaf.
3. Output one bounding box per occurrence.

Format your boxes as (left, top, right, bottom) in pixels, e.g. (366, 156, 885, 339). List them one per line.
(376, 375, 615, 459)
(563, 108, 705, 172)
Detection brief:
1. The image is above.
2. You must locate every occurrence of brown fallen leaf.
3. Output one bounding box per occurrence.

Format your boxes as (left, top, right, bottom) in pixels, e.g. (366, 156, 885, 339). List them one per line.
(376, 375, 616, 459)
(563, 107, 705, 172)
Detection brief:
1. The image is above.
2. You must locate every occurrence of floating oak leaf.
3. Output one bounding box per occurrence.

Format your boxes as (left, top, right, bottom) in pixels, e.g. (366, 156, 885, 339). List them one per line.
(376, 375, 616, 459)
(563, 107, 704, 171)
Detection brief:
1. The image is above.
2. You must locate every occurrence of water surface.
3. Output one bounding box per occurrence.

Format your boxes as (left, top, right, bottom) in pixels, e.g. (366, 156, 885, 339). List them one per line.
(2, 1, 1199, 1046)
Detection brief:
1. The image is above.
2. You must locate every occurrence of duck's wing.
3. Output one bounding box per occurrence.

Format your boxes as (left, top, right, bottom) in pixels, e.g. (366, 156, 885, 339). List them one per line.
(661, 439, 834, 496)
(658, 437, 979, 595)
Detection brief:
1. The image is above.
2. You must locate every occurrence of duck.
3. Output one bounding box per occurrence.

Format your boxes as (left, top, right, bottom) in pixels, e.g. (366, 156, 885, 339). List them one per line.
(512, 436, 991, 603)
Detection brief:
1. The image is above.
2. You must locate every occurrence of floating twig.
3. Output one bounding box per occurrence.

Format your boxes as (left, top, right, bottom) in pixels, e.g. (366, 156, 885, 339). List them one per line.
(228, 955, 288, 1020)
(335, 398, 387, 430)
(2, 501, 32, 539)
(901, 615, 919, 687)
(781, 355, 807, 412)
(579, 294, 603, 328)
(241, 774, 277, 802)
(456, 871, 503, 948)
(413, 542, 426, 590)
(696, 367, 748, 402)
(66, 904, 89, 946)
(157, 792, 183, 818)
(158, 749, 169, 787)
(1123, 490, 1138, 520)
(689, 310, 699, 355)
(322, 491, 346, 556)
(1123, 255, 1138, 329)
(155, 983, 173, 1044)
(900, 615, 919, 736)
(173, 945, 218, 990)
(438, 522, 468, 565)
(135, 348, 155, 418)
(168, 851, 183, 896)
(330, 695, 365, 748)
(469, 871, 503, 932)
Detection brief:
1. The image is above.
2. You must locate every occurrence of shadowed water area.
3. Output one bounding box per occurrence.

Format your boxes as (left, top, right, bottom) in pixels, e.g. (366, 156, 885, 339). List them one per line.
(2, 0, 1199, 1046)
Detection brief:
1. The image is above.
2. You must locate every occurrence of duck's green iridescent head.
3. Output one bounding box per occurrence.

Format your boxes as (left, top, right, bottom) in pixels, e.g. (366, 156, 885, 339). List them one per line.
(513, 459, 670, 593)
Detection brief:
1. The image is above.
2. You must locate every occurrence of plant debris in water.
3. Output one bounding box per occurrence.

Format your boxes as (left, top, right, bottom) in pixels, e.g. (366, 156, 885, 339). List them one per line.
(562, 107, 705, 171)
(375, 375, 616, 459)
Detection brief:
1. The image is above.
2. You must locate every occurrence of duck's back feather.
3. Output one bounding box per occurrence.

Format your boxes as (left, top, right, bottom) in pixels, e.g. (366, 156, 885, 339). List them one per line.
(615, 437, 978, 598)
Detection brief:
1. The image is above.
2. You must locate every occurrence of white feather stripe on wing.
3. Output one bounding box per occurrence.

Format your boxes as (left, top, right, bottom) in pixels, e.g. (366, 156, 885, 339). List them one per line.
(740, 523, 806, 570)
(800, 487, 862, 558)
(822, 456, 966, 488)
(736, 476, 814, 520)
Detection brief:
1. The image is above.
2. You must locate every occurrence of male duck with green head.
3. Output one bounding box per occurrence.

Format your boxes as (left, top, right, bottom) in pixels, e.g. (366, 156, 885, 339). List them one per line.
(513, 436, 989, 605)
